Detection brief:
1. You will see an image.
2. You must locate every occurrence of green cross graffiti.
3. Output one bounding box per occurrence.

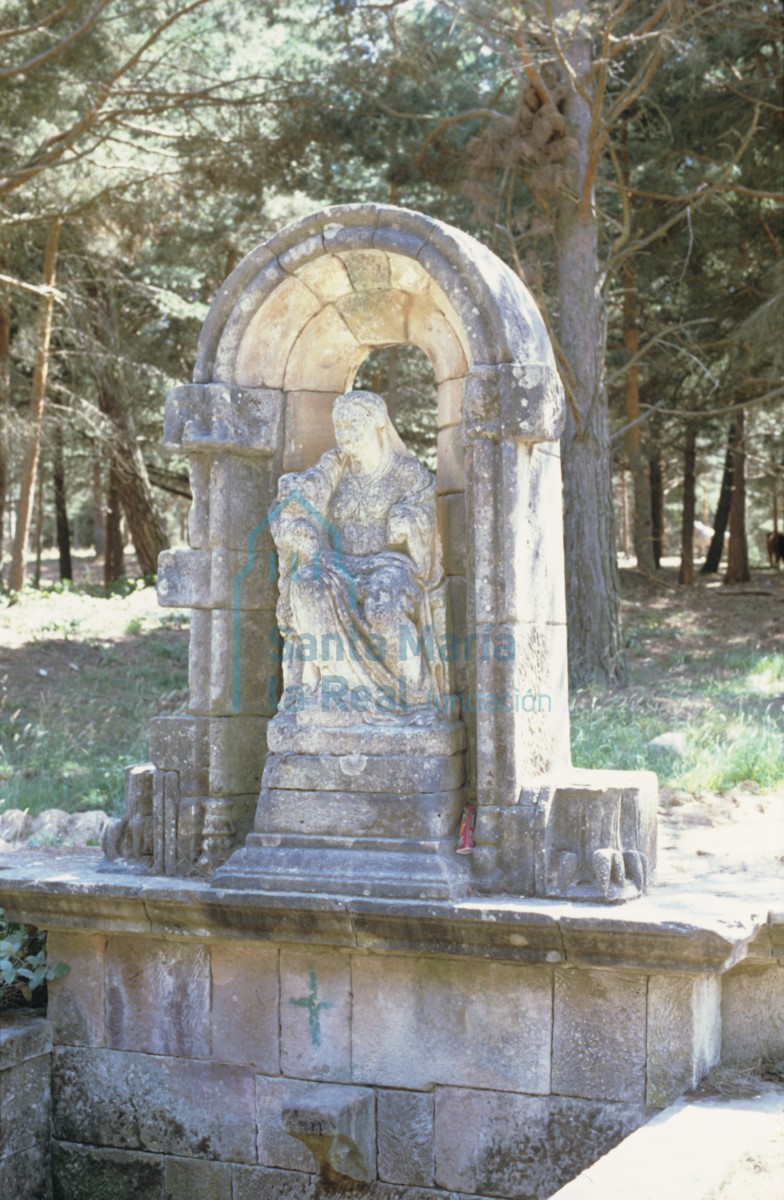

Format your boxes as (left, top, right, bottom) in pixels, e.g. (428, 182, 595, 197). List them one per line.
(288, 966, 335, 1048)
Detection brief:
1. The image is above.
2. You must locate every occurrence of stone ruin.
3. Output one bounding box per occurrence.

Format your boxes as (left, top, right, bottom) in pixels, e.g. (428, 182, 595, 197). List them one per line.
(104, 201, 657, 904)
(7, 206, 778, 1200)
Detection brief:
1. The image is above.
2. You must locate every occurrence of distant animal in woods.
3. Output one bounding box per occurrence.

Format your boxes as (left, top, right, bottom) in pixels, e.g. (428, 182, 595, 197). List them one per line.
(767, 530, 784, 567)
(693, 521, 717, 556)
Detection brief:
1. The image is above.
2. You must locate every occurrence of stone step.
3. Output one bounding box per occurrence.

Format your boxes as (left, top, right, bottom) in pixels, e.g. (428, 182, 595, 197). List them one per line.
(257, 787, 464, 839)
(211, 838, 470, 900)
(266, 716, 466, 757)
(262, 751, 465, 794)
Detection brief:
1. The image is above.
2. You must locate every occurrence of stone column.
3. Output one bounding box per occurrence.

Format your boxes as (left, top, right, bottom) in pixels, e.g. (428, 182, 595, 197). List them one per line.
(463, 363, 576, 893)
(152, 383, 284, 872)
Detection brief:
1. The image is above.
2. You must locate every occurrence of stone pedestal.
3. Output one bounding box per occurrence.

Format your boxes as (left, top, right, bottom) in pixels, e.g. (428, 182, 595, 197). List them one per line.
(212, 717, 470, 900)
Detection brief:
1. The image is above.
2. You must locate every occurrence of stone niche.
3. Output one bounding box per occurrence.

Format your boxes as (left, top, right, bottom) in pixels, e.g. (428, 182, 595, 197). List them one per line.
(103, 202, 656, 902)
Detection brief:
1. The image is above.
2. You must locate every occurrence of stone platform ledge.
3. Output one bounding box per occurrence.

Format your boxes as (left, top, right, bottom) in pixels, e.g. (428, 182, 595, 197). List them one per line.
(548, 1085, 784, 1200)
(0, 851, 780, 974)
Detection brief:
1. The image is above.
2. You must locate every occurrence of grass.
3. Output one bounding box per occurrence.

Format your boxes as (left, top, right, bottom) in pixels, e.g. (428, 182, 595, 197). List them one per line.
(571, 596, 784, 794)
(0, 583, 189, 818)
(1, 568, 783, 820)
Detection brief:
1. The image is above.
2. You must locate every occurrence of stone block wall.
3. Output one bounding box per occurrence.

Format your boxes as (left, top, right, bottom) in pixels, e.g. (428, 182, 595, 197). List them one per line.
(0, 1012, 52, 1200)
(43, 928, 733, 1200)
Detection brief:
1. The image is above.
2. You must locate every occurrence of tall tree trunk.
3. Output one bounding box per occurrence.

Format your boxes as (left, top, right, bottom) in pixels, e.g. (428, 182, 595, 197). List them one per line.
(725, 406, 750, 584)
(33, 463, 44, 589)
(678, 424, 697, 586)
(556, 15, 625, 686)
(0, 271, 10, 584)
(52, 417, 72, 582)
(104, 463, 125, 587)
(9, 218, 60, 592)
(621, 243, 654, 571)
(649, 451, 664, 568)
(98, 385, 168, 576)
(701, 423, 735, 574)
(619, 469, 629, 556)
(92, 447, 105, 554)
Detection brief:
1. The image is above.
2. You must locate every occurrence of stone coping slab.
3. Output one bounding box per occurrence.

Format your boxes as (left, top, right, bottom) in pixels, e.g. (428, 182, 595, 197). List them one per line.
(548, 1086, 784, 1200)
(0, 852, 780, 974)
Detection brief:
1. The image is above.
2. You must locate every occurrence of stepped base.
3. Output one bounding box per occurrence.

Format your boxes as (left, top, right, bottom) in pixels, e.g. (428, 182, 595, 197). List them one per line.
(211, 831, 471, 900)
(212, 720, 469, 899)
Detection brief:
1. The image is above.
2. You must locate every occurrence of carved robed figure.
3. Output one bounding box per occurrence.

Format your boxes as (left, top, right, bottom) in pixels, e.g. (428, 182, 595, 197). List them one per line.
(272, 390, 449, 722)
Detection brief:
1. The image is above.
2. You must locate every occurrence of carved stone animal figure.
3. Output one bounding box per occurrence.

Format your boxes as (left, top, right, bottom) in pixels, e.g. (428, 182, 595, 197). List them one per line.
(767, 530, 784, 567)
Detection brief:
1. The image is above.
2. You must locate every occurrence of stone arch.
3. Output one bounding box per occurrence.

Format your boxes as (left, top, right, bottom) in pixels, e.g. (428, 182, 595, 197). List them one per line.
(157, 204, 571, 877)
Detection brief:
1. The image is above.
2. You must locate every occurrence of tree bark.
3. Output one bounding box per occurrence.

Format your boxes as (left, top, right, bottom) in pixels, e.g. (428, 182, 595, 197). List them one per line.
(92, 446, 105, 555)
(8, 218, 60, 591)
(52, 417, 72, 582)
(621, 249, 655, 571)
(678, 424, 697, 586)
(701, 424, 735, 574)
(0, 271, 10, 584)
(724, 406, 750, 584)
(556, 17, 626, 686)
(98, 384, 169, 576)
(32, 462, 44, 589)
(649, 451, 664, 568)
(104, 462, 125, 586)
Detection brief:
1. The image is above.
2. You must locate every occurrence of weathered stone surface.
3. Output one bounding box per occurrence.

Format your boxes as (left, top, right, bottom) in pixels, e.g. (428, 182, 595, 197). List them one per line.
(105, 936, 210, 1057)
(0, 1048, 51, 1157)
(281, 949, 351, 1082)
(552, 969, 647, 1103)
(436, 424, 465, 493)
(336, 288, 409, 345)
(284, 390, 340, 472)
(158, 549, 277, 615)
(259, 787, 463, 841)
(266, 717, 465, 758)
(721, 962, 784, 1065)
(234, 274, 321, 388)
(433, 1088, 648, 1198)
(437, 492, 467, 577)
(646, 974, 721, 1107)
(0, 1011, 52, 1067)
(46, 931, 105, 1047)
(406, 294, 468, 384)
(164, 1156, 232, 1200)
(0, 1145, 51, 1200)
(263, 752, 464, 795)
(205, 454, 280, 551)
(233, 1164, 317, 1200)
(283, 305, 364, 393)
(52, 1047, 256, 1161)
(210, 941, 280, 1071)
(294, 255, 354, 303)
(352, 954, 551, 1092)
(52, 1141, 163, 1200)
(150, 716, 210, 795)
(281, 1082, 375, 1182)
(377, 1089, 434, 1186)
(522, 770, 658, 902)
(164, 384, 283, 455)
(463, 363, 564, 443)
(256, 1077, 331, 1172)
(436, 377, 464, 432)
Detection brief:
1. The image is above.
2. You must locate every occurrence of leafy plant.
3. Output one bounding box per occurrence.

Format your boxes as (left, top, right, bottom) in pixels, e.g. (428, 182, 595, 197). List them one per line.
(0, 908, 69, 1009)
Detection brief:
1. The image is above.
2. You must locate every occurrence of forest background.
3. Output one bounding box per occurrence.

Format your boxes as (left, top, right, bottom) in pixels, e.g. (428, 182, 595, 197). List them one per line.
(0, 0, 782, 822)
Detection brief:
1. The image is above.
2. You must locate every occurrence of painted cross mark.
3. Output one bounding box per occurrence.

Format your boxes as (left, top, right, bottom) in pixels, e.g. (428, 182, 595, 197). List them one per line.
(288, 966, 335, 1049)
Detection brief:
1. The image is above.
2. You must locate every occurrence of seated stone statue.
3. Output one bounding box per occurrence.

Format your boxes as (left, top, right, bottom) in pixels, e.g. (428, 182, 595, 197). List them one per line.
(270, 389, 450, 724)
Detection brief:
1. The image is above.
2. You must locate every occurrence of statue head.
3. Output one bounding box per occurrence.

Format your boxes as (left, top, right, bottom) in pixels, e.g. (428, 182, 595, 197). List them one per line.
(333, 389, 410, 462)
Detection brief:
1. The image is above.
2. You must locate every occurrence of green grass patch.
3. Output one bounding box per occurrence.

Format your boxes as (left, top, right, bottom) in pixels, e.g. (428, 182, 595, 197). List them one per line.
(572, 631, 784, 793)
(0, 588, 189, 818)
